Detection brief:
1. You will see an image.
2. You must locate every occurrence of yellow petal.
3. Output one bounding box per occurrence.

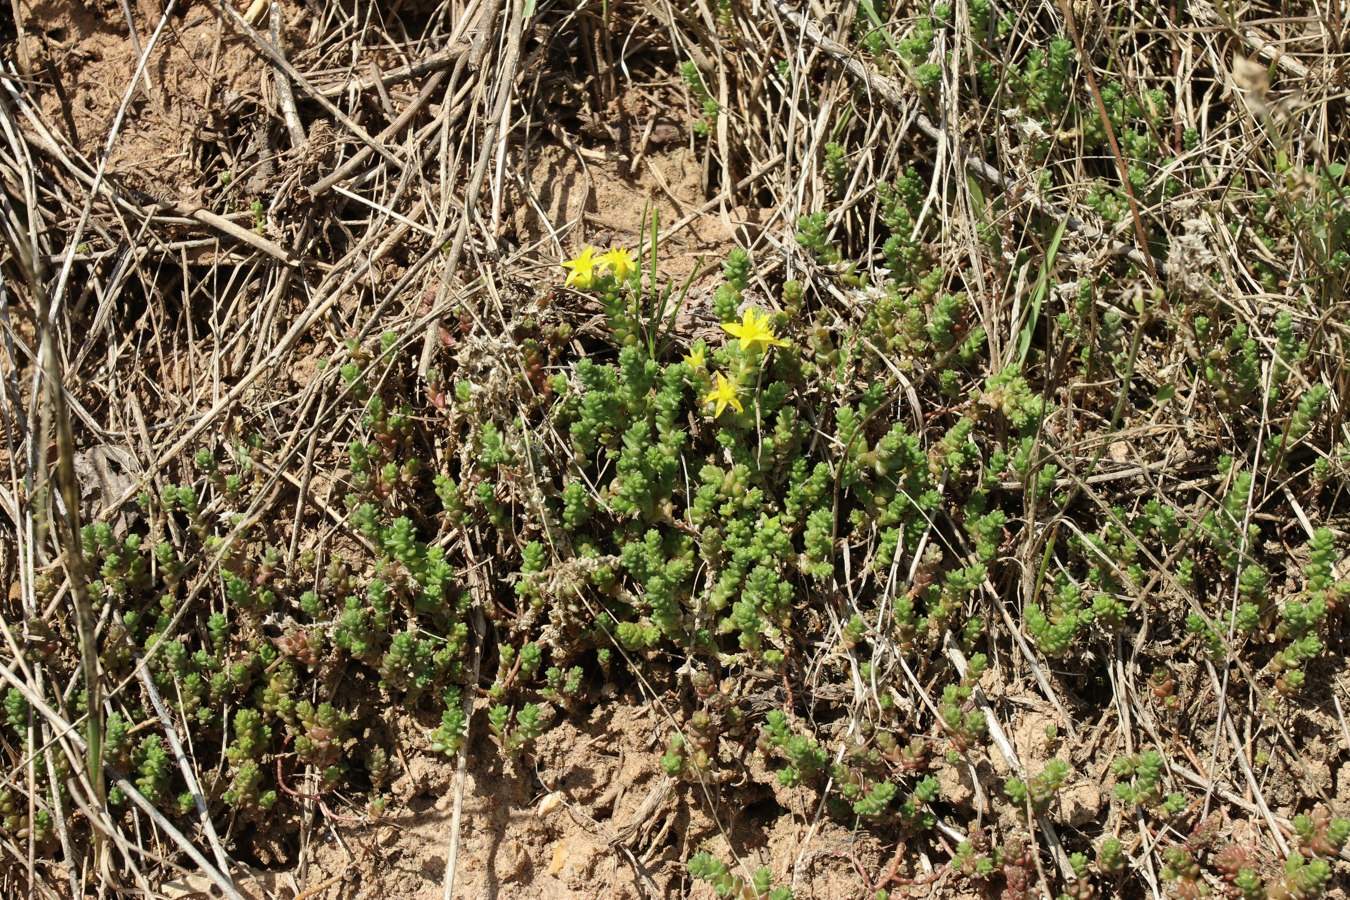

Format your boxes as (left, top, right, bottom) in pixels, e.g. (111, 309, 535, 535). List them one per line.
(602, 247, 637, 281)
(561, 247, 598, 288)
(703, 373, 743, 418)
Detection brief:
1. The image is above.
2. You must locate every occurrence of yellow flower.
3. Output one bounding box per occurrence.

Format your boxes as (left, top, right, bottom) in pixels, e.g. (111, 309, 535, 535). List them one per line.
(561, 246, 599, 289)
(721, 307, 789, 354)
(703, 372, 743, 418)
(683, 343, 706, 369)
(600, 247, 638, 281)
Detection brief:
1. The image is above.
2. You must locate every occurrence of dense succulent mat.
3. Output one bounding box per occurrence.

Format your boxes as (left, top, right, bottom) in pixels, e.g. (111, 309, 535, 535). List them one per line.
(1, 0, 1349, 897)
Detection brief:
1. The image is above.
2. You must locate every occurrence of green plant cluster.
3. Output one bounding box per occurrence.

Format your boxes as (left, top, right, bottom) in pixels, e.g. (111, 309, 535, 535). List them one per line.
(680, 60, 719, 136)
(9, 0, 1350, 896)
(847, 0, 1349, 312)
(0, 333, 495, 845)
(7, 208, 1350, 900)
(688, 850, 793, 899)
(779, 58, 1350, 892)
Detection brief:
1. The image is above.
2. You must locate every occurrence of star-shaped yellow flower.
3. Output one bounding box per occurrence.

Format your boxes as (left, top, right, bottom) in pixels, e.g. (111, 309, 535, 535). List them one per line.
(683, 343, 707, 369)
(600, 247, 637, 281)
(721, 307, 789, 354)
(703, 372, 743, 418)
(561, 246, 599, 289)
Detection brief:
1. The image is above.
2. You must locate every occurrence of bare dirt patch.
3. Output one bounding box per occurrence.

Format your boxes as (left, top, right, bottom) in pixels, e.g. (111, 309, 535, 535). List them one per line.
(19, 0, 266, 206)
(509, 140, 739, 290)
(301, 699, 874, 899)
